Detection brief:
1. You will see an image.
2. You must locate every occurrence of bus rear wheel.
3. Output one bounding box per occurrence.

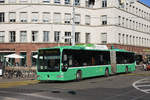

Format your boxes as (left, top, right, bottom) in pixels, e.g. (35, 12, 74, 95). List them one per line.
(105, 69, 109, 77)
(76, 71, 82, 81)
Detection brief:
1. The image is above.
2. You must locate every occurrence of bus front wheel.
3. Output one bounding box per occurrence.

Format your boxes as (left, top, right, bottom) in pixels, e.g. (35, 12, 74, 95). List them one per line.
(76, 71, 82, 81)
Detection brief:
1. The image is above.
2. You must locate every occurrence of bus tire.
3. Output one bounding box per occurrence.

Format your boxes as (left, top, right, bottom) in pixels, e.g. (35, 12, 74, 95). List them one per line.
(76, 71, 82, 81)
(105, 69, 109, 77)
(126, 67, 129, 73)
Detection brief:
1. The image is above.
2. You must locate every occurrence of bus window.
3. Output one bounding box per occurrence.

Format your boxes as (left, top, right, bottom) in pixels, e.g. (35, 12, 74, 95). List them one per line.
(62, 49, 110, 67)
(37, 49, 60, 72)
(63, 54, 67, 61)
(116, 52, 135, 64)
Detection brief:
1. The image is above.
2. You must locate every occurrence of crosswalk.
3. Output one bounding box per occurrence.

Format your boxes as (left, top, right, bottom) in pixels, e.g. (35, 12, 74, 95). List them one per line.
(133, 78, 150, 93)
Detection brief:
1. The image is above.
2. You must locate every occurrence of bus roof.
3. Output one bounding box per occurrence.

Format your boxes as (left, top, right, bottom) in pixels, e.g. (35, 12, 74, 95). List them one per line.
(39, 45, 133, 53)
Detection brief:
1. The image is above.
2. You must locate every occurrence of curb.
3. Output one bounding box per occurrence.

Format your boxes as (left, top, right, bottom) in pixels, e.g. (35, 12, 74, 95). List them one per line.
(0, 80, 39, 88)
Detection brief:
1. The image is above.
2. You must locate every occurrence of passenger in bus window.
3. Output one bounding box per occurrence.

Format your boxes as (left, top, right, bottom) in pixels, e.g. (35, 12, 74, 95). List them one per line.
(74, 60, 79, 67)
(83, 62, 87, 66)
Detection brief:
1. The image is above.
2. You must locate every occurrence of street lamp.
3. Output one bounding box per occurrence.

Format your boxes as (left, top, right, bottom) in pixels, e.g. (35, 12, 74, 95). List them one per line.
(71, 0, 76, 46)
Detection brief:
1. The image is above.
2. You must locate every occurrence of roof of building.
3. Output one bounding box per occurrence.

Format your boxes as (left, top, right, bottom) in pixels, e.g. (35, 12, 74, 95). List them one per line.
(137, 0, 150, 8)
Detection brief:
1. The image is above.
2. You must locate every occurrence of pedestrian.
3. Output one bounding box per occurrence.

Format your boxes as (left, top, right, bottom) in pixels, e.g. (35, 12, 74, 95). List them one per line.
(0, 61, 3, 77)
(143, 63, 147, 71)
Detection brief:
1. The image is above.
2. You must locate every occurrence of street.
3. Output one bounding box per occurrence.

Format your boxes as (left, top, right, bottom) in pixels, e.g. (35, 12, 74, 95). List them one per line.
(0, 68, 150, 100)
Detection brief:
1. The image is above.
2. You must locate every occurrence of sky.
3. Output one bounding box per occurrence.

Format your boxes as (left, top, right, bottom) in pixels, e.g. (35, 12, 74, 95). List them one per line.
(139, 0, 150, 6)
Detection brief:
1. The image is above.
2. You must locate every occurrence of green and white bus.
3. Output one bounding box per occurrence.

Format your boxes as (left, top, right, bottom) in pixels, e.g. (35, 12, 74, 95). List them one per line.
(36, 45, 136, 81)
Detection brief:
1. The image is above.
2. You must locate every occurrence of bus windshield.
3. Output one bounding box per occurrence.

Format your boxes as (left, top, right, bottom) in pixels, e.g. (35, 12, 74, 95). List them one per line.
(37, 49, 60, 72)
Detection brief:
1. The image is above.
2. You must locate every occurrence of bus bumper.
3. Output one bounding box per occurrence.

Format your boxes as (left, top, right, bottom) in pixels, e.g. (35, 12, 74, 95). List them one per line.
(37, 72, 65, 81)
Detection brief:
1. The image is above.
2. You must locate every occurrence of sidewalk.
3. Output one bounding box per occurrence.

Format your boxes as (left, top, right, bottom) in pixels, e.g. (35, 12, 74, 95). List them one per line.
(0, 77, 34, 82)
(0, 77, 39, 88)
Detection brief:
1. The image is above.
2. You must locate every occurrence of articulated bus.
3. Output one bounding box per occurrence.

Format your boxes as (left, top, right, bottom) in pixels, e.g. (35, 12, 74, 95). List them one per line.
(36, 45, 136, 81)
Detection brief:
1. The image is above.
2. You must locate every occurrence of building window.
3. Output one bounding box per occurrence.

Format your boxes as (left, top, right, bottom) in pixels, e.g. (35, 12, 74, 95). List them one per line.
(8, 0, 16, 3)
(54, 0, 60, 4)
(20, 31, 27, 42)
(126, 3, 129, 11)
(54, 31, 60, 42)
(118, 33, 121, 43)
(136, 8, 138, 15)
(75, 32, 80, 43)
(53, 13, 61, 23)
(122, 17, 125, 26)
(129, 35, 132, 45)
(9, 12, 16, 22)
(9, 31, 16, 42)
(31, 0, 39, 3)
(122, 34, 125, 44)
(85, 15, 91, 25)
(64, 13, 71, 24)
(31, 12, 38, 22)
(75, 0, 80, 5)
(126, 35, 128, 44)
(65, 0, 70, 4)
(129, 20, 132, 29)
(85, 33, 90, 43)
(133, 36, 135, 45)
(20, 12, 27, 22)
(75, 14, 80, 24)
(64, 32, 71, 43)
(126, 18, 128, 28)
(43, 0, 50, 3)
(20, 52, 26, 66)
(0, 0, 4, 3)
(101, 15, 107, 25)
(133, 21, 135, 30)
(32, 31, 38, 42)
(43, 31, 49, 42)
(0, 12, 4, 22)
(19, 0, 27, 3)
(31, 52, 37, 66)
(102, 0, 107, 8)
(118, 16, 121, 25)
(43, 12, 50, 23)
(101, 33, 107, 44)
(0, 31, 5, 42)
(136, 22, 138, 30)
(85, 0, 95, 8)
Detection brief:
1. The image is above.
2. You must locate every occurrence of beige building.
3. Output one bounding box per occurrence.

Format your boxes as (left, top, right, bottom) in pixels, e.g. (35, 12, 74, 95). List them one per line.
(0, 0, 150, 66)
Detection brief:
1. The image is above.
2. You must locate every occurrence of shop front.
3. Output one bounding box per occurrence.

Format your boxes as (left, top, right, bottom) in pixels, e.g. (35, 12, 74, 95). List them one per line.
(0, 43, 68, 67)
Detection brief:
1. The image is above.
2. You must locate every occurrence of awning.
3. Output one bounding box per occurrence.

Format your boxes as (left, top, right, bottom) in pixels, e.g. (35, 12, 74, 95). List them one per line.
(4, 53, 24, 59)
(33, 55, 38, 59)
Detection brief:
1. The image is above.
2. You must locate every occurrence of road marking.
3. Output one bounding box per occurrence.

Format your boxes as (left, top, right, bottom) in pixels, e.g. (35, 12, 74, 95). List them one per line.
(132, 78, 150, 94)
(0, 90, 63, 100)
(144, 89, 150, 92)
(126, 73, 150, 76)
(0, 97, 19, 100)
(25, 93, 64, 100)
(0, 80, 39, 88)
(136, 85, 150, 87)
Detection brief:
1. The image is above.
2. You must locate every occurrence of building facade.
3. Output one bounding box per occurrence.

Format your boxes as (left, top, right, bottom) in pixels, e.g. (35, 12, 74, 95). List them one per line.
(0, 0, 150, 66)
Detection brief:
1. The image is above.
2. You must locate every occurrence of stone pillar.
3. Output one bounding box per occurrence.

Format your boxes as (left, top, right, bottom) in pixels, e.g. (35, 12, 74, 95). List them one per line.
(26, 51, 32, 67)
